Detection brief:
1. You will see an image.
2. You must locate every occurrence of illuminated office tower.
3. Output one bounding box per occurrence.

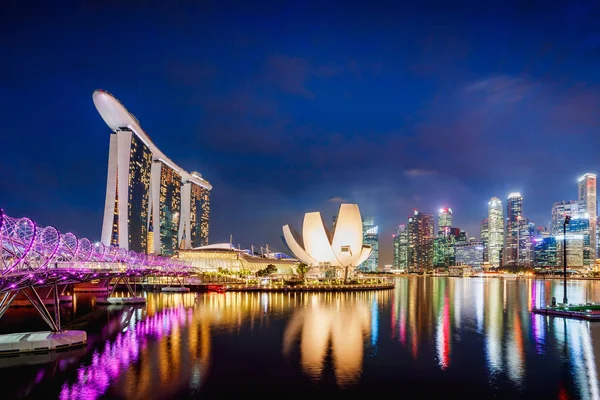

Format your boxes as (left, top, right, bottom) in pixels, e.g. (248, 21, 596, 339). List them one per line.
(534, 237, 556, 267)
(578, 173, 597, 263)
(454, 241, 484, 268)
(433, 236, 451, 267)
(434, 208, 453, 267)
(95, 89, 212, 254)
(407, 210, 434, 272)
(518, 218, 535, 267)
(393, 224, 409, 270)
(481, 219, 489, 263)
(505, 193, 523, 266)
(437, 208, 452, 237)
(551, 200, 579, 236)
(358, 217, 379, 272)
(488, 197, 504, 268)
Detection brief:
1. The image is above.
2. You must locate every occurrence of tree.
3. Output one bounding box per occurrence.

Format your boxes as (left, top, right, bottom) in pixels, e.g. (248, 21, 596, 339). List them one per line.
(265, 264, 277, 275)
(257, 264, 278, 277)
(296, 263, 309, 279)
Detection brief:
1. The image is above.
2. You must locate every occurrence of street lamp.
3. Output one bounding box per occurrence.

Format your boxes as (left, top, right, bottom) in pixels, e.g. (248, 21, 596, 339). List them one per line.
(563, 215, 571, 304)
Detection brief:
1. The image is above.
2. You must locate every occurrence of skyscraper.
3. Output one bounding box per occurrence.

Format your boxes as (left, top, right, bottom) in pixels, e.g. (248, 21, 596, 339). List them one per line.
(488, 197, 504, 268)
(407, 210, 434, 272)
(393, 224, 409, 270)
(518, 218, 535, 267)
(454, 241, 484, 268)
(95, 90, 212, 255)
(434, 207, 453, 268)
(578, 173, 597, 262)
(437, 208, 452, 237)
(551, 200, 579, 236)
(534, 237, 557, 267)
(358, 217, 379, 272)
(481, 219, 489, 263)
(505, 193, 523, 266)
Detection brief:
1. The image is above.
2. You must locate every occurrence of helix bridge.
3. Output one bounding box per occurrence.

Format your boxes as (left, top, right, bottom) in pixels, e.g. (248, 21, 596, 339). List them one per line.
(0, 209, 192, 339)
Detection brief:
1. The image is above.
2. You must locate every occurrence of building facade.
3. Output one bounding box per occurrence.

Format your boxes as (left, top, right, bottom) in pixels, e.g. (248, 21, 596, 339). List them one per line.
(358, 217, 379, 272)
(518, 218, 535, 267)
(551, 201, 579, 236)
(95, 90, 212, 255)
(393, 225, 409, 270)
(407, 210, 434, 272)
(481, 218, 489, 263)
(433, 208, 454, 268)
(454, 242, 484, 268)
(534, 237, 557, 267)
(578, 173, 597, 263)
(437, 208, 452, 237)
(505, 193, 523, 266)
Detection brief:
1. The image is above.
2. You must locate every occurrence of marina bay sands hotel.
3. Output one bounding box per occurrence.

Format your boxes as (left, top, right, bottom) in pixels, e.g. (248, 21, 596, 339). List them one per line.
(93, 89, 212, 256)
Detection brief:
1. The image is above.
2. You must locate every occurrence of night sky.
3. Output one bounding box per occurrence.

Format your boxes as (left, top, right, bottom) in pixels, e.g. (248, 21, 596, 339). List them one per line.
(2, 1, 600, 266)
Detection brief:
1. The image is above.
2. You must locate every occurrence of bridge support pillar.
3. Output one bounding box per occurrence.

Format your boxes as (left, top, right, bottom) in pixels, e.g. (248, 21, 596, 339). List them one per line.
(96, 275, 146, 305)
(0, 291, 19, 320)
(22, 286, 60, 332)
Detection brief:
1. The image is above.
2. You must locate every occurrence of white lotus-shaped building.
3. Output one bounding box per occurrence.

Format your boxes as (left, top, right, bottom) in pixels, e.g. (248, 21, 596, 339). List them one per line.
(282, 204, 372, 273)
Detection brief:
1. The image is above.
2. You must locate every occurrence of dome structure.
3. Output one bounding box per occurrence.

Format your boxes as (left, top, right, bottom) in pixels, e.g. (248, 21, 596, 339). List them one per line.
(282, 204, 372, 272)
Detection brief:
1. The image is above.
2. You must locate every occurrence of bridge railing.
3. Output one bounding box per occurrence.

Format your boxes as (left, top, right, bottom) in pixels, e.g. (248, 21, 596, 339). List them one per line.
(0, 209, 193, 281)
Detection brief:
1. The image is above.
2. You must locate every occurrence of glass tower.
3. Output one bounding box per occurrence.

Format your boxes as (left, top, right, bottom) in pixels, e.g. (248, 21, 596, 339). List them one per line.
(358, 217, 379, 272)
(505, 193, 523, 266)
(190, 183, 210, 248)
(407, 210, 434, 272)
(578, 173, 597, 263)
(158, 162, 182, 256)
(437, 208, 452, 237)
(481, 218, 489, 263)
(454, 242, 484, 268)
(534, 237, 557, 267)
(488, 197, 504, 268)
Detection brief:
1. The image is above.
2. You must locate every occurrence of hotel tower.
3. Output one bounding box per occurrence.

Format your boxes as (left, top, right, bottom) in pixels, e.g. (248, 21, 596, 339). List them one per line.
(93, 90, 212, 255)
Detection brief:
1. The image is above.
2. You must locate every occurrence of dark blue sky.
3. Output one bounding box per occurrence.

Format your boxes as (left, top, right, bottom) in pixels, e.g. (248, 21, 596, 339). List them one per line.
(2, 1, 600, 265)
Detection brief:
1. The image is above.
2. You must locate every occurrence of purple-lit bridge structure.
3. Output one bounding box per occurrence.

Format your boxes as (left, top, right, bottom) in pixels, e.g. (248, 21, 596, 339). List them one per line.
(0, 210, 192, 333)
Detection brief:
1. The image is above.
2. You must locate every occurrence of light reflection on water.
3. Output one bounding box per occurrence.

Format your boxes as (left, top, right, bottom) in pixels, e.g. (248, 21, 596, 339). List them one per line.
(2, 277, 600, 398)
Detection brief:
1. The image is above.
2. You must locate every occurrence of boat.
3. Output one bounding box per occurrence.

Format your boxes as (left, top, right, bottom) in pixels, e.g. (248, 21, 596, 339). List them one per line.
(207, 285, 228, 293)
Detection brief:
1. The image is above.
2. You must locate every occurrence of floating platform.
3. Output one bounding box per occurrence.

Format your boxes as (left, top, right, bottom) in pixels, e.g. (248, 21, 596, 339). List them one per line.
(0, 330, 87, 356)
(161, 286, 191, 293)
(10, 295, 72, 308)
(0, 345, 86, 368)
(533, 304, 600, 321)
(95, 297, 146, 305)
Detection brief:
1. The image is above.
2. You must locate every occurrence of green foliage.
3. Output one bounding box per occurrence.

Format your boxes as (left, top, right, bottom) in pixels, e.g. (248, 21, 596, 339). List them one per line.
(296, 263, 310, 278)
(256, 264, 278, 277)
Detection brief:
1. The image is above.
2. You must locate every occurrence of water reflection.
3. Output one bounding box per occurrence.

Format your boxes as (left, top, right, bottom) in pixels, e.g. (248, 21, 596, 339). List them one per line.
(282, 293, 372, 386)
(59, 293, 209, 400)
(5, 277, 600, 398)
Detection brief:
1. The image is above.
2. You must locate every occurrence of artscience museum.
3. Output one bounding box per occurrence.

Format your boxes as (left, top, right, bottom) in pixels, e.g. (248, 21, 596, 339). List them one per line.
(282, 204, 372, 278)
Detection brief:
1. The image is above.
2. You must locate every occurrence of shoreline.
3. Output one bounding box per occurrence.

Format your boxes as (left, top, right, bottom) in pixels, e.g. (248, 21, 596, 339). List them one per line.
(127, 282, 395, 293)
(364, 274, 600, 281)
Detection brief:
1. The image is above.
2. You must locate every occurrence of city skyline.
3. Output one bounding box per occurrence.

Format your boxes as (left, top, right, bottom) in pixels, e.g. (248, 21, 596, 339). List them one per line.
(2, 2, 600, 267)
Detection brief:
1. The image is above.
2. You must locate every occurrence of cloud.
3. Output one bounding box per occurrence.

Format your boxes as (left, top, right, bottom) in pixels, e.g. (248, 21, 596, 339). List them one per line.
(404, 169, 438, 178)
(464, 75, 532, 104)
(328, 196, 348, 203)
